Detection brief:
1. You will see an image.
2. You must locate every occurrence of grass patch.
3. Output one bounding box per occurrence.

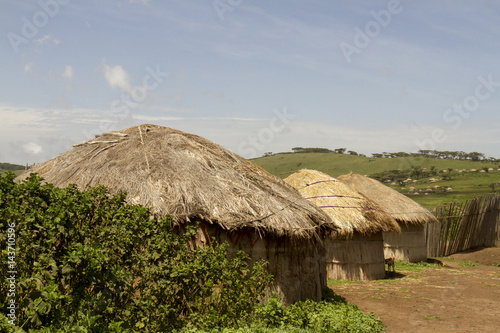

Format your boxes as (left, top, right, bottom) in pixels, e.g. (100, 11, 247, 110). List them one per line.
(425, 315, 441, 320)
(252, 153, 500, 209)
(480, 282, 496, 286)
(458, 260, 479, 267)
(327, 279, 363, 286)
(396, 260, 441, 272)
(375, 279, 401, 284)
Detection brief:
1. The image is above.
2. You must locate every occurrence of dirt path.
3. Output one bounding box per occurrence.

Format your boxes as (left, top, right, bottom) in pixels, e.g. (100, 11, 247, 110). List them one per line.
(329, 247, 500, 333)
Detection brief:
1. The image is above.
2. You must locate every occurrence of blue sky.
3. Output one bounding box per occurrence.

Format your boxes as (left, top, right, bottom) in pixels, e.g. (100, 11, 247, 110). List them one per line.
(1, 0, 500, 165)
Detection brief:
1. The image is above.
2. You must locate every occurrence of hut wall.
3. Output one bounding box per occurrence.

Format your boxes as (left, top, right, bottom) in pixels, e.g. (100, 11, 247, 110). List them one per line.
(196, 223, 326, 304)
(325, 232, 385, 281)
(383, 224, 427, 262)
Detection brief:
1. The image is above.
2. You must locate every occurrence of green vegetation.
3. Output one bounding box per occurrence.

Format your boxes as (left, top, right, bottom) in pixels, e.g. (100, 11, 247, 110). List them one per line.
(0, 163, 25, 176)
(0, 172, 384, 332)
(251, 151, 500, 209)
(0, 172, 270, 331)
(237, 289, 384, 333)
(458, 260, 479, 267)
(252, 152, 498, 180)
(424, 315, 440, 320)
(327, 279, 362, 286)
(395, 261, 442, 273)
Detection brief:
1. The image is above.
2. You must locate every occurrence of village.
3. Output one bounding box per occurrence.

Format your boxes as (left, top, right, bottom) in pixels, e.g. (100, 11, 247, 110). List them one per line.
(3, 124, 499, 331)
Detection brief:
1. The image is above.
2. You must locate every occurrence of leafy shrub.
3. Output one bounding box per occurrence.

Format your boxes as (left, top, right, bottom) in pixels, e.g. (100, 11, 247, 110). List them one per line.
(0, 172, 385, 332)
(0, 172, 272, 332)
(249, 288, 384, 332)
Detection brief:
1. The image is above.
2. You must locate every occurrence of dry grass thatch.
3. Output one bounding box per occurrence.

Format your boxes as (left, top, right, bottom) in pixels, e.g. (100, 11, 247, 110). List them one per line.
(16, 124, 333, 239)
(283, 169, 400, 238)
(337, 172, 438, 225)
(325, 233, 386, 280)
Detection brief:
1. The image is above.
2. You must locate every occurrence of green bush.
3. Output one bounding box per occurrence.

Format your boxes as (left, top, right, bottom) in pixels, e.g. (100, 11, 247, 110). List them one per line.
(0, 172, 385, 332)
(0, 172, 272, 332)
(246, 288, 384, 332)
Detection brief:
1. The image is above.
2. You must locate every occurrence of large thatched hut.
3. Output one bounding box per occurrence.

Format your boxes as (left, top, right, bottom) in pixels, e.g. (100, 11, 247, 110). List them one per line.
(17, 124, 333, 303)
(284, 169, 400, 281)
(338, 173, 438, 262)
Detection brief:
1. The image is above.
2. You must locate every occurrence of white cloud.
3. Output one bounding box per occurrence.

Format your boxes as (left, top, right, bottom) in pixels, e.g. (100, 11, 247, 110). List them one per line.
(33, 34, 61, 46)
(24, 62, 33, 73)
(103, 62, 133, 94)
(23, 142, 43, 155)
(1, 103, 498, 165)
(62, 65, 73, 79)
(129, 0, 150, 4)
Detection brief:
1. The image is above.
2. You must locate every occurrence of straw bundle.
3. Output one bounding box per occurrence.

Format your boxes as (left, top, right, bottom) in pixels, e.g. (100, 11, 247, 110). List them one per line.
(17, 125, 332, 239)
(284, 169, 400, 238)
(337, 173, 438, 225)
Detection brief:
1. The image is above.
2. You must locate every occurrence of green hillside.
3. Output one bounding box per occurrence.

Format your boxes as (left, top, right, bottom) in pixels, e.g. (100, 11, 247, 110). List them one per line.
(0, 162, 25, 176)
(251, 153, 500, 209)
(5, 155, 500, 210)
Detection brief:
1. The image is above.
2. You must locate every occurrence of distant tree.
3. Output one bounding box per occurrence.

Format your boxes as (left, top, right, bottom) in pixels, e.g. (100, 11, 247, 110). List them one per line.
(468, 152, 485, 161)
(410, 167, 422, 179)
(348, 150, 358, 156)
(0, 162, 24, 171)
(291, 147, 334, 154)
(334, 148, 347, 154)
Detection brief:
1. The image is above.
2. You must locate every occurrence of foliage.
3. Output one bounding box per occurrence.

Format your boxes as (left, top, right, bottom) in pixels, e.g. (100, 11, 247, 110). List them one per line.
(0, 172, 272, 332)
(458, 260, 479, 267)
(251, 152, 500, 209)
(0, 163, 24, 172)
(395, 261, 442, 273)
(246, 288, 384, 332)
(291, 147, 346, 154)
(0, 172, 386, 332)
(372, 150, 494, 161)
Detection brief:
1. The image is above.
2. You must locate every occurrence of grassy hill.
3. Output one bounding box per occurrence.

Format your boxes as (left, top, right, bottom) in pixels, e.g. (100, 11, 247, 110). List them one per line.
(0, 162, 25, 176)
(5, 155, 500, 209)
(251, 153, 500, 209)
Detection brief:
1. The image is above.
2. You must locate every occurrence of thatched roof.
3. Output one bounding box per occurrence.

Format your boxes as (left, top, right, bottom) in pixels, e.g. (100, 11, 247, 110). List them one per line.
(17, 124, 333, 239)
(337, 172, 438, 225)
(284, 169, 400, 238)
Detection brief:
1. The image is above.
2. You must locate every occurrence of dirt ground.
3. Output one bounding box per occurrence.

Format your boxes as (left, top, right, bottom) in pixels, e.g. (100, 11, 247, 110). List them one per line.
(330, 247, 500, 333)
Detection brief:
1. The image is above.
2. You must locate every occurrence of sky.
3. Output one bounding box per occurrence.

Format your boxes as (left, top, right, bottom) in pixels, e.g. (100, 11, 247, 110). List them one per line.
(1, 0, 500, 165)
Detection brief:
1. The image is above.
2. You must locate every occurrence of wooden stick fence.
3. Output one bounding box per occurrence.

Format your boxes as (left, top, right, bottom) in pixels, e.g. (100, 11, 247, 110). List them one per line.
(425, 194, 500, 257)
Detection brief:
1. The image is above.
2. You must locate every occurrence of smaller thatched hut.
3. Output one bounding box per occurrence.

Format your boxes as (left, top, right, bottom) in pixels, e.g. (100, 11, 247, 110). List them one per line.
(17, 125, 334, 303)
(338, 173, 438, 263)
(284, 169, 400, 281)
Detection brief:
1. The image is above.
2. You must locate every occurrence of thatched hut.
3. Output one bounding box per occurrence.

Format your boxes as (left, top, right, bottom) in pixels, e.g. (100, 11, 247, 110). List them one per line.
(17, 124, 333, 303)
(338, 173, 438, 262)
(284, 169, 400, 281)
